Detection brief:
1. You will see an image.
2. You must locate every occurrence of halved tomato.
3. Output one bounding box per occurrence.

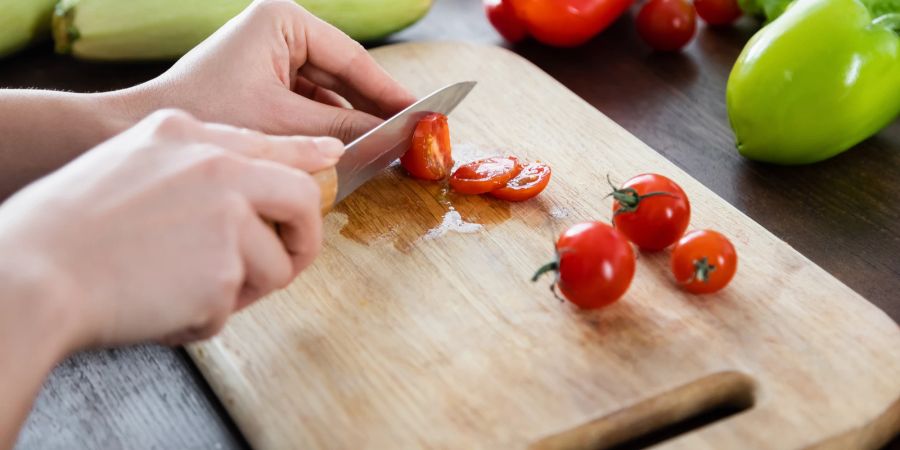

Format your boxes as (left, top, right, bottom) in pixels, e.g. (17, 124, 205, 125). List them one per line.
(400, 113, 453, 180)
(490, 162, 551, 201)
(450, 156, 522, 195)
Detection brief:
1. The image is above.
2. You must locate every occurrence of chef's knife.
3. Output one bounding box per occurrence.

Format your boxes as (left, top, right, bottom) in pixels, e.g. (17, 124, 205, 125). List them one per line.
(310, 81, 476, 214)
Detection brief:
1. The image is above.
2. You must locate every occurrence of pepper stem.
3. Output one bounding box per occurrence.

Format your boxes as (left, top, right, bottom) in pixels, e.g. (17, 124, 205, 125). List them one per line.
(874, 14, 900, 34)
(692, 257, 717, 283)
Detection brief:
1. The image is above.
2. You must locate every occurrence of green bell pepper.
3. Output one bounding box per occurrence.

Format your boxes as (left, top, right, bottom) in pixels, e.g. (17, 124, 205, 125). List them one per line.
(726, 0, 900, 164)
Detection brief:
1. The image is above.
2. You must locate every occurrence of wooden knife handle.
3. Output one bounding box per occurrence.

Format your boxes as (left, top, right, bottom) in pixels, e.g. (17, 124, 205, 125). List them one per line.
(312, 166, 338, 216)
(265, 166, 338, 232)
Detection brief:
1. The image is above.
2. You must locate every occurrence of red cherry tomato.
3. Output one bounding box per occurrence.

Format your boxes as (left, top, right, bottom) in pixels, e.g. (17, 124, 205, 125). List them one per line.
(610, 173, 690, 252)
(485, 0, 528, 43)
(636, 0, 697, 52)
(400, 113, 453, 180)
(694, 0, 742, 25)
(490, 162, 551, 202)
(450, 156, 522, 195)
(508, 0, 634, 47)
(533, 222, 636, 309)
(671, 230, 737, 294)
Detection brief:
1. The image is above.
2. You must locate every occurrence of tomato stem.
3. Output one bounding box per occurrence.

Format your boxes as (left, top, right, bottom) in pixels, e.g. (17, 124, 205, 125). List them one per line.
(692, 257, 716, 283)
(605, 174, 679, 216)
(532, 261, 558, 282)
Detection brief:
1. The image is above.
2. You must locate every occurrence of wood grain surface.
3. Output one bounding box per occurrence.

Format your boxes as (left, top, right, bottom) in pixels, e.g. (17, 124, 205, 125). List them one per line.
(188, 41, 900, 450)
(4, 0, 897, 448)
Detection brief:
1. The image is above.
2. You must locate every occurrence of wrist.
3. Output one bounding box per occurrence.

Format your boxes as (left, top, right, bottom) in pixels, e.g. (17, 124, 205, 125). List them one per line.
(92, 87, 153, 138)
(0, 247, 86, 363)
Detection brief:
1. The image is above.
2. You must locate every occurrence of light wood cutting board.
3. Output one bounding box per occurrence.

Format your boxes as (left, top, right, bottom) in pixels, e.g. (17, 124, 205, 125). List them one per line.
(188, 42, 900, 450)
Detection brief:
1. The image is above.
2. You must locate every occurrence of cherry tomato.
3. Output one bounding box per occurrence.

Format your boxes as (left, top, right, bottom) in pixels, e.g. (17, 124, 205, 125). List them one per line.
(508, 0, 634, 47)
(694, 0, 742, 25)
(636, 0, 697, 52)
(533, 222, 635, 309)
(485, 0, 528, 43)
(610, 173, 690, 252)
(450, 156, 522, 195)
(400, 113, 453, 180)
(490, 162, 551, 202)
(671, 230, 737, 294)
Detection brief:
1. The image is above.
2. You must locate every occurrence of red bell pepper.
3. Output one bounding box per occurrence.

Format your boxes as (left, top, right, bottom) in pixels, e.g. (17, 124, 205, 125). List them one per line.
(485, 0, 634, 47)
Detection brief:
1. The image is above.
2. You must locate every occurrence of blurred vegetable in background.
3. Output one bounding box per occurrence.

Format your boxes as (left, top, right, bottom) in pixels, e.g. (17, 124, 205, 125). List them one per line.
(635, 0, 697, 51)
(727, 0, 900, 164)
(483, 0, 635, 47)
(695, 0, 743, 24)
(740, 0, 900, 20)
(0, 0, 57, 57)
(485, 0, 742, 50)
(51, 0, 432, 60)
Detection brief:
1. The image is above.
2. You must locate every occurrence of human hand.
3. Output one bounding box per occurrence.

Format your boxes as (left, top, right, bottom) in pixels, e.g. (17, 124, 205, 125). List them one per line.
(0, 109, 342, 348)
(124, 0, 416, 143)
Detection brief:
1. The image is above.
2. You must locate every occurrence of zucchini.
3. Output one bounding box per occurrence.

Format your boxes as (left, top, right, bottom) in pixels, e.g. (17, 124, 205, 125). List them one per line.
(52, 0, 432, 61)
(0, 0, 57, 58)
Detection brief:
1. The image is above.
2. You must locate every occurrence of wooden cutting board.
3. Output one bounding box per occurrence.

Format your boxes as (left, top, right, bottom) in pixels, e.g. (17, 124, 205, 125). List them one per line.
(188, 42, 900, 450)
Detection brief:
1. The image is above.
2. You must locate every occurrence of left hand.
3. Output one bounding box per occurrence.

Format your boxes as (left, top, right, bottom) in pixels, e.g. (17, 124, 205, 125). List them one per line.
(123, 0, 416, 142)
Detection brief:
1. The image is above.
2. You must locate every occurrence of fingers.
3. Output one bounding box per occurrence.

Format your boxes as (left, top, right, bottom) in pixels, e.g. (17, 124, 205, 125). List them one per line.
(225, 158, 324, 274)
(236, 210, 293, 310)
(274, 0, 416, 116)
(287, 97, 383, 142)
(298, 65, 387, 118)
(196, 121, 345, 173)
(293, 76, 352, 109)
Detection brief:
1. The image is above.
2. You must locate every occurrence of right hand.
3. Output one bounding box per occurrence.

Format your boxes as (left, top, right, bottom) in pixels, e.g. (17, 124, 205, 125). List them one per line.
(0, 109, 342, 348)
(125, 0, 416, 143)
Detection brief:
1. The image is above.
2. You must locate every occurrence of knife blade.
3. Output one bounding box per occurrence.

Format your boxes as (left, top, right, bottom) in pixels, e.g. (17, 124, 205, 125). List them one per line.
(312, 81, 477, 212)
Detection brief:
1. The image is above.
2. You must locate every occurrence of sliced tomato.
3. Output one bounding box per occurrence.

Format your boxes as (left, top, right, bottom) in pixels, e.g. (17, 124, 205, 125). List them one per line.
(450, 156, 522, 195)
(400, 113, 453, 180)
(490, 162, 551, 201)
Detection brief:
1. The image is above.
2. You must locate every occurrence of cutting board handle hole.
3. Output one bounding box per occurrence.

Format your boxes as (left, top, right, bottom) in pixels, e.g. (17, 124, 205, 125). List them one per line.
(529, 371, 755, 450)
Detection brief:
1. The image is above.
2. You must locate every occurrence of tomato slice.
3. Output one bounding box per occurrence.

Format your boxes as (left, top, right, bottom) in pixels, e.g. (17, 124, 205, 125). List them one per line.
(489, 162, 551, 201)
(400, 113, 453, 180)
(450, 156, 522, 195)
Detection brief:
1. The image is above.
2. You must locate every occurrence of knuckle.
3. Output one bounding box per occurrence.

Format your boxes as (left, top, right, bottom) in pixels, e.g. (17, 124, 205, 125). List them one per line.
(216, 259, 245, 298)
(271, 258, 294, 290)
(328, 111, 357, 143)
(149, 108, 195, 137)
(193, 148, 238, 182)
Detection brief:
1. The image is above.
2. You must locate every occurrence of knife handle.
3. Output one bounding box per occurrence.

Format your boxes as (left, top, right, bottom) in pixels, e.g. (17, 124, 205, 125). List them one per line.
(265, 166, 337, 233)
(312, 166, 338, 216)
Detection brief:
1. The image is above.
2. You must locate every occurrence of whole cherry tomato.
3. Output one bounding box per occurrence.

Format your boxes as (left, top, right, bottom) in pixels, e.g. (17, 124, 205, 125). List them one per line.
(533, 222, 636, 309)
(450, 156, 522, 195)
(610, 174, 690, 251)
(694, 0, 742, 25)
(671, 229, 737, 294)
(485, 0, 528, 43)
(636, 0, 697, 52)
(508, 0, 634, 47)
(490, 162, 551, 201)
(400, 113, 453, 180)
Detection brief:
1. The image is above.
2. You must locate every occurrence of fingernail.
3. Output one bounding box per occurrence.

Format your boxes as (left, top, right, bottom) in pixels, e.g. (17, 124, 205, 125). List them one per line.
(314, 137, 345, 159)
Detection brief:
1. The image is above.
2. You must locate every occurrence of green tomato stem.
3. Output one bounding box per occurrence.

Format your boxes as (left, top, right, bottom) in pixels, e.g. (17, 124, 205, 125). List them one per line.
(693, 257, 717, 284)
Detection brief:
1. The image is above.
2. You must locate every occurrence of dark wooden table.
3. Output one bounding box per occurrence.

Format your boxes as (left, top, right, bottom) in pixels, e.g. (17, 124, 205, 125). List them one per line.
(3, 0, 897, 448)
